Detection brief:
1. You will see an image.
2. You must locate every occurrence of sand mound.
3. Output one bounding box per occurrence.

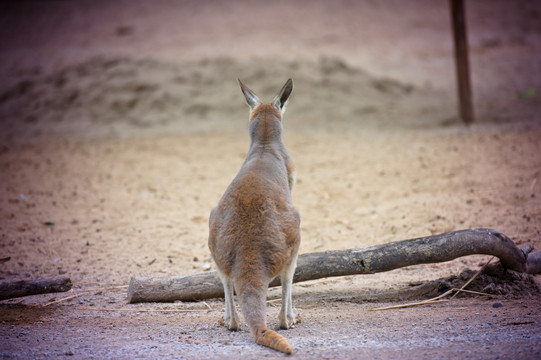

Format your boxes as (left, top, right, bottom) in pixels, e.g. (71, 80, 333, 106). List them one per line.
(0, 56, 433, 145)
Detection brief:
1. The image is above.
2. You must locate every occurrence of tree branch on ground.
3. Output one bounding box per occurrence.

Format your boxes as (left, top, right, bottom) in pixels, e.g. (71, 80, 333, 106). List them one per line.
(0, 276, 72, 301)
(127, 228, 540, 303)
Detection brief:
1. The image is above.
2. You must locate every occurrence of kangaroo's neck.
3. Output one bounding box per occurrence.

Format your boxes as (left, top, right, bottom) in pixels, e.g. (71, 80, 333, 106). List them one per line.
(248, 104, 284, 151)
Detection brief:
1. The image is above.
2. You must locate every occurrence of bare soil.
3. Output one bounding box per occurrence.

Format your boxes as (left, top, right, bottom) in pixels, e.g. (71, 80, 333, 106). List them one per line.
(1, 1, 540, 359)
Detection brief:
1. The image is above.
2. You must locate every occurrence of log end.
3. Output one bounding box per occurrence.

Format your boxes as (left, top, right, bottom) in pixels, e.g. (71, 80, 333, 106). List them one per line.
(127, 276, 150, 304)
(526, 250, 541, 275)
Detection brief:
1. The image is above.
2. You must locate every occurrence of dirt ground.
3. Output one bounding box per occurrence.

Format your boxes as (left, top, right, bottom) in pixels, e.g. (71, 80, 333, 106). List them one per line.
(1, 1, 541, 359)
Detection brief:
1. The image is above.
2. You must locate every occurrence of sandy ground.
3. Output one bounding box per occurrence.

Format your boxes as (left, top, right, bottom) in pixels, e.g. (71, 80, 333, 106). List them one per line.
(1, 1, 541, 359)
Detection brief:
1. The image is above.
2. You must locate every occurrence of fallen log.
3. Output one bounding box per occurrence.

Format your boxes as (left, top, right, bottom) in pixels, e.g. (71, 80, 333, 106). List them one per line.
(127, 228, 540, 303)
(0, 276, 72, 301)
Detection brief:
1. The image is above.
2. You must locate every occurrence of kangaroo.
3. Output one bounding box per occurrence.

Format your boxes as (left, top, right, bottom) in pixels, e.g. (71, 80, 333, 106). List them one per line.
(208, 79, 301, 354)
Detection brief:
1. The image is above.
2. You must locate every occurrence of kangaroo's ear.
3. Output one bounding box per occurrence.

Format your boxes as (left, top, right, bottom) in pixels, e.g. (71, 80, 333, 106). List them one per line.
(273, 78, 293, 115)
(238, 79, 261, 110)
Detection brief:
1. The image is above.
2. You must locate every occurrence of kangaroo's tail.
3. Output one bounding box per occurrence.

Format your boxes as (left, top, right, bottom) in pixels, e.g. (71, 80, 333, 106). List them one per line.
(237, 282, 292, 354)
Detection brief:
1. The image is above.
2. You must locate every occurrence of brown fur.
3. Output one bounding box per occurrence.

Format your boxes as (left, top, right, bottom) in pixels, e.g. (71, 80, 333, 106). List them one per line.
(208, 79, 300, 354)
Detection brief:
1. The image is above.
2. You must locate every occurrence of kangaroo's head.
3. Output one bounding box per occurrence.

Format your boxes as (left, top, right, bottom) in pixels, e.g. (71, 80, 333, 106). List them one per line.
(238, 79, 293, 144)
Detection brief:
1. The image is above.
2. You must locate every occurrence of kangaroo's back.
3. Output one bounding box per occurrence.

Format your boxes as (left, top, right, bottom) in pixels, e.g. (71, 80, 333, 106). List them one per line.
(208, 79, 301, 354)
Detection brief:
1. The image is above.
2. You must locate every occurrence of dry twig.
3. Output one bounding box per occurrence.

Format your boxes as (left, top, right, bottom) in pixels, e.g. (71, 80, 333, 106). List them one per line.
(77, 307, 209, 313)
(369, 257, 494, 311)
(42, 294, 81, 307)
(41, 285, 129, 307)
(449, 257, 493, 300)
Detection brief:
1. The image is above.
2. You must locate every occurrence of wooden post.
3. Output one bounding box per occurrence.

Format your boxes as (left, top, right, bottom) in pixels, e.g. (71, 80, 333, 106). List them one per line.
(450, 0, 474, 124)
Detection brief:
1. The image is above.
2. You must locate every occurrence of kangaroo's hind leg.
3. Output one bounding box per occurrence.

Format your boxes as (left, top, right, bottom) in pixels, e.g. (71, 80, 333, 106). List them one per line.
(217, 270, 240, 330)
(279, 245, 300, 329)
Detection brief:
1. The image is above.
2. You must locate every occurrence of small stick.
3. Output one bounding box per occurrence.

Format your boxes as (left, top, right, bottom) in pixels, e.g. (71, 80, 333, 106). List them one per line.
(426, 288, 455, 302)
(296, 304, 320, 309)
(449, 256, 493, 300)
(71, 285, 129, 293)
(266, 298, 320, 309)
(449, 288, 492, 297)
(369, 299, 449, 311)
(530, 177, 538, 195)
(201, 301, 213, 310)
(299, 276, 349, 288)
(76, 308, 209, 313)
(370, 257, 495, 311)
(39, 285, 130, 307)
(42, 293, 81, 307)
